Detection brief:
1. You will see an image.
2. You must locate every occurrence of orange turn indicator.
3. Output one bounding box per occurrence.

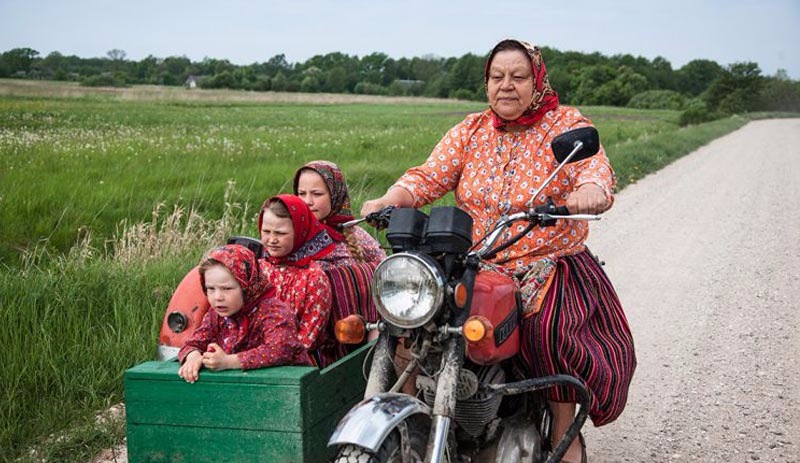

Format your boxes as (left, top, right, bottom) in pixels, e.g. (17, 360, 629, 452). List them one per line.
(463, 316, 490, 342)
(334, 314, 367, 344)
(454, 282, 469, 309)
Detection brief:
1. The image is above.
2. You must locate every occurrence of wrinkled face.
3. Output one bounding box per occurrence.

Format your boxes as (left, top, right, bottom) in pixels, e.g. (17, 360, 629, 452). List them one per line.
(296, 170, 332, 221)
(204, 265, 245, 318)
(486, 49, 534, 121)
(260, 209, 295, 258)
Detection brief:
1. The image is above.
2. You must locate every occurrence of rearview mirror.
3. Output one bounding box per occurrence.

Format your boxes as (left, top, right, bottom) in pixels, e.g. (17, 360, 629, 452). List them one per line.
(551, 126, 600, 163)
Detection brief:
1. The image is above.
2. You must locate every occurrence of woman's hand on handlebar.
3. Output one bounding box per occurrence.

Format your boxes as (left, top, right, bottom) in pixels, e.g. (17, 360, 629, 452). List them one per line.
(566, 183, 610, 215)
(361, 198, 393, 218)
(360, 187, 414, 217)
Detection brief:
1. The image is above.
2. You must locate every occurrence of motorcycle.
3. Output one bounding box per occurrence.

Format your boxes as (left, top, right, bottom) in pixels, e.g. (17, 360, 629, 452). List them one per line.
(328, 126, 602, 463)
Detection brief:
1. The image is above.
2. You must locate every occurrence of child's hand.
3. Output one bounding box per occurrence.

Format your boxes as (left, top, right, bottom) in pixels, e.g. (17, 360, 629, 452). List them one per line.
(202, 343, 237, 371)
(178, 350, 203, 383)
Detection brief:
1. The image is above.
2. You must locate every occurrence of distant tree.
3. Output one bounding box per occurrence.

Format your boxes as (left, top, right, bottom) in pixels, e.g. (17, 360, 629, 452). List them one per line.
(324, 66, 348, 93)
(758, 71, 800, 112)
(157, 56, 191, 86)
(447, 53, 484, 98)
(676, 59, 724, 96)
(360, 52, 389, 85)
(106, 49, 127, 61)
(0, 47, 40, 76)
(704, 61, 763, 114)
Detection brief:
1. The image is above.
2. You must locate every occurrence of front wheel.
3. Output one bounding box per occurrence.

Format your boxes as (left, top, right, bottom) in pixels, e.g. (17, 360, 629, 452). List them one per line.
(333, 422, 428, 463)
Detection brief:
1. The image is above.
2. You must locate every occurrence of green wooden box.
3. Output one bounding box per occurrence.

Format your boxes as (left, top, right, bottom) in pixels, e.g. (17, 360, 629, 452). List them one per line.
(125, 343, 371, 463)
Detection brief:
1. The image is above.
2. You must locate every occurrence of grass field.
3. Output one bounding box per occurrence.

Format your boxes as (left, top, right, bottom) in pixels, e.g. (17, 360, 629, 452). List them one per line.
(0, 79, 753, 462)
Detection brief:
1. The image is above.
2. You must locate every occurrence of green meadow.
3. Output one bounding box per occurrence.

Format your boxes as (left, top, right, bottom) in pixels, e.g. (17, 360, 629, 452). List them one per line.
(0, 81, 752, 462)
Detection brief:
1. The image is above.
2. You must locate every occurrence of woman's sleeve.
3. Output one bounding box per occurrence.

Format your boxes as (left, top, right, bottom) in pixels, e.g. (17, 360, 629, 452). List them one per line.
(296, 266, 332, 349)
(353, 226, 386, 265)
(177, 311, 214, 364)
(394, 118, 472, 208)
(563, 112, 616, 205)
(237, 300, 310, 369)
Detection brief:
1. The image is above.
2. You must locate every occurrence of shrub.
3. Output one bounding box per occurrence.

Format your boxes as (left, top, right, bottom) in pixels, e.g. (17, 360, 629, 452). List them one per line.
(80, 73, 127, 88)
(354, 81, 387, 95)
(678, 98, 722, 126)
(627, 90, 686, 110)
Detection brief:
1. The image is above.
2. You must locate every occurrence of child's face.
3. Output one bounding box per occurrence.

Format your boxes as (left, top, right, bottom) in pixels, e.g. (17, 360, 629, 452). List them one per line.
(260, 210, 295, 258)
(204, 264, 245, 317)
(296, 170, 332, 221)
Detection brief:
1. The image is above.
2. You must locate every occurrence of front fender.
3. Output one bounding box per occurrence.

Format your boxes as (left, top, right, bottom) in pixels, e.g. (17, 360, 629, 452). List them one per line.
(328, 392, 431, 452)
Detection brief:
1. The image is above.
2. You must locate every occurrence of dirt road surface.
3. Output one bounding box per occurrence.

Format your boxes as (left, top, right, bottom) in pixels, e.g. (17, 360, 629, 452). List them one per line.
(583, 119, 800, 462)
(92, 119, 800, 463)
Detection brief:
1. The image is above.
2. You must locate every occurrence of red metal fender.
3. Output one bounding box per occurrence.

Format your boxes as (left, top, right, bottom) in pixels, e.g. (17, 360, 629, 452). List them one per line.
(156, 266, 209, 360)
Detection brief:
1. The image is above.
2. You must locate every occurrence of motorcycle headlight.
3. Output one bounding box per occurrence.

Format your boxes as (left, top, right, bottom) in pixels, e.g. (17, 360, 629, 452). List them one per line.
(372, 252, 446, 329)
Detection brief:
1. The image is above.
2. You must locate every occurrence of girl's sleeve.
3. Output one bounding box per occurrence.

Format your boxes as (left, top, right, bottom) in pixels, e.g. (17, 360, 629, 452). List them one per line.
(353, 226, 386, 265)
(237, 300, 311, 369)
(394, 118, 472, 207)
(297, 266, 332, 349)
(177, 311, 214, 364)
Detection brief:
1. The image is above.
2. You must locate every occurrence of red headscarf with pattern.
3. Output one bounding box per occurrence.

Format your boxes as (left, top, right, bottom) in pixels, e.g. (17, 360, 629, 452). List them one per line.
(292, 160, 355, 242)
(198, 244, 273, 351)
(484, 39, 560, 129)
(258, 194, 335, 268)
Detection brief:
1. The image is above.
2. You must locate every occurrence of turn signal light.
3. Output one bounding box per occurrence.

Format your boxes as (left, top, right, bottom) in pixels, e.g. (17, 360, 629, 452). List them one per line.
(453, 283, 468, 309)
(334, 314, 367, 344)
(463, 316, 491, 342)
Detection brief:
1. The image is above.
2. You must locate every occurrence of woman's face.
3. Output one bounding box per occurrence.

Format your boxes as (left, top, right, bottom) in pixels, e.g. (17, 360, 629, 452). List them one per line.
(260, 210, 295, 258)
(296, 170, 332, 221)
(486, 49, 534, 121)
(203, 264, 244, 317)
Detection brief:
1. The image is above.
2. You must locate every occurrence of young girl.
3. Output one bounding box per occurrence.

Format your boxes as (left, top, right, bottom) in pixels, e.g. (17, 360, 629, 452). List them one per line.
(258, 194, 334, 365)
(177, 244, 311, 383)
(293, 160, 386, 269)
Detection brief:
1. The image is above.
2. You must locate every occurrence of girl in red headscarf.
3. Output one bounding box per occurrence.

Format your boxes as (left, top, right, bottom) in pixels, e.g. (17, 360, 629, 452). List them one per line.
(258, 194, 335, 365)
(177, 244, 312, 383)
(293, 160, 386, 269)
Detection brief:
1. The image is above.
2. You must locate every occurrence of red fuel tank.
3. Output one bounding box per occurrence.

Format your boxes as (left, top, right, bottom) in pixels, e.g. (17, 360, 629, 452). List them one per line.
(465, 270, 520, 365)
(157, 266, 209, 360)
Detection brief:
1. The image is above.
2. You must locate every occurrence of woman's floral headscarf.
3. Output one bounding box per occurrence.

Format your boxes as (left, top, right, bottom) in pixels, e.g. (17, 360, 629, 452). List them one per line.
(484, 39, 560, 128)
(199, 244, 271, 314)
(292, 160, 355, 242)
(257, 194, 335, 268)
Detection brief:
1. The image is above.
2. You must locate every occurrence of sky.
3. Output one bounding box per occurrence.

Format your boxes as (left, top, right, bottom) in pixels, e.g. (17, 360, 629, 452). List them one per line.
(1, 0, 799, 79)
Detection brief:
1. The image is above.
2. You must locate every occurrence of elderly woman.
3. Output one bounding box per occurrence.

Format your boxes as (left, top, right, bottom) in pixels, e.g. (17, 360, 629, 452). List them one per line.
(361, 39, 636, 463)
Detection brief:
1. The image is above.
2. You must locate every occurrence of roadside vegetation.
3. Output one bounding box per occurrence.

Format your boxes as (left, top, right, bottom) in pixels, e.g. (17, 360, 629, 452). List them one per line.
(0, 82, 794, 462)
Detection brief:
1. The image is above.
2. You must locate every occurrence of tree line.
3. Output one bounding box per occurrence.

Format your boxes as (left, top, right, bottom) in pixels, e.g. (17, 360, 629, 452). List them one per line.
(2, 46, 799, 124)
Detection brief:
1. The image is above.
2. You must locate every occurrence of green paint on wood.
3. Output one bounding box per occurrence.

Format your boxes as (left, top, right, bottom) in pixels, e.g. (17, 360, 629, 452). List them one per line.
(125, 342, 373, 463)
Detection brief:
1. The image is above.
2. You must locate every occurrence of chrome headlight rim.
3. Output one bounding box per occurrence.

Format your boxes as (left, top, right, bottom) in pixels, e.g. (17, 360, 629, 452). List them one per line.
(372, 252, 446, 329)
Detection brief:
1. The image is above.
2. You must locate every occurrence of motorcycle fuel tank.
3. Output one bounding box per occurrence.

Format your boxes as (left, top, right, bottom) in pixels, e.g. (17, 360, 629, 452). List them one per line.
(465, 270, 520, 365)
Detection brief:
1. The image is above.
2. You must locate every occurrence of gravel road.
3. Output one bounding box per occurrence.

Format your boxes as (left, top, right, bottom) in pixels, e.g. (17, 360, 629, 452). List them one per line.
(92, 119, 800, 463)
(583, 119, 800, 462)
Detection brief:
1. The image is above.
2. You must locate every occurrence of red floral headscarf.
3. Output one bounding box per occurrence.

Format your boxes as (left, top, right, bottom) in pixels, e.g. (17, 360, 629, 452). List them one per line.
(199, 244, 272, 314)
(292, 160, 355, 242)
(257, 194, 335, 268)
(484, 39, 560, 129)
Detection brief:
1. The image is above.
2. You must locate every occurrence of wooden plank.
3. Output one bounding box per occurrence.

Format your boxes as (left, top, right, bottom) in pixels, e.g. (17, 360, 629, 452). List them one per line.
(125, 376, 304, 431)
(302, 341, 372, 425)
(126, 361, 318, 385)
(127, 423, 305, 463)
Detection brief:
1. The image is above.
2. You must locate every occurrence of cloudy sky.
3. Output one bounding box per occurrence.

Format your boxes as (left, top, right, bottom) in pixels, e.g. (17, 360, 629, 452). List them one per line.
(1, 0, 798, 79)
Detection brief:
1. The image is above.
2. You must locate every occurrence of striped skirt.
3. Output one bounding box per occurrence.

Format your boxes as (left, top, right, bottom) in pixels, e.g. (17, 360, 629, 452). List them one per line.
(514, 250, 636, 427)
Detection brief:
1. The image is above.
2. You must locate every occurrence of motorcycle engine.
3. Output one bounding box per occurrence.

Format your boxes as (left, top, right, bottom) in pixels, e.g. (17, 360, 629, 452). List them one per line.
(418, 364, 505, 437)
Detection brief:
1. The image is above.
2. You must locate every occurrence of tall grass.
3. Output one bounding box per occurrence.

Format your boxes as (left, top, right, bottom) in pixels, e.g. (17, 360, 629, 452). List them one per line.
(0, 87, 764, 462)
(1, 192, 252, 462)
